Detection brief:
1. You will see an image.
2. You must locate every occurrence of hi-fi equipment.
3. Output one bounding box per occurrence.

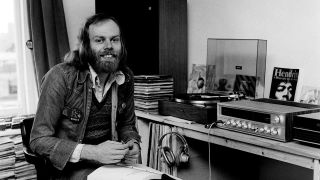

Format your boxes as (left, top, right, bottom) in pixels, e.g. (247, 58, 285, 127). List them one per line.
(158, 93, 242, 124)
(293, 112, 320, 145)
(216, 98, 320, 142)
(158, 132, 190, 167)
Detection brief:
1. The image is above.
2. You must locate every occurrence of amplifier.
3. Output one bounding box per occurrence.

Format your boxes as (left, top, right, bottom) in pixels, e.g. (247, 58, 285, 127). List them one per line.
(216, 98, 320, 142)
(293, 112, 320, 145)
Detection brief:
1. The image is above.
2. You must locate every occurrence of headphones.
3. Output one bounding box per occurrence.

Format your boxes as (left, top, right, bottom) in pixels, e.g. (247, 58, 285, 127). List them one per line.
(158, 132, 190, 167)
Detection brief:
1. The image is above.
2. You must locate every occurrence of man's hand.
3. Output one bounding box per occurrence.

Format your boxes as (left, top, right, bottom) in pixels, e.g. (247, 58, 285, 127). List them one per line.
(123, 139, 140, 164)
(81, 140, 129, 164)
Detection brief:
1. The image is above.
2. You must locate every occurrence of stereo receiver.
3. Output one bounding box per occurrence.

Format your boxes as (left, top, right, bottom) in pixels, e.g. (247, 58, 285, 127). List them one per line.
(293, 112, 320, 145)
(216, 98, 320, 142)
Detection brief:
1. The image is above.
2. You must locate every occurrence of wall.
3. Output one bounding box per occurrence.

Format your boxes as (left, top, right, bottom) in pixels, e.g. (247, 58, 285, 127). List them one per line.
(63, 0, 320, 99)
(187, 0, 320, 99)
(63, 0, 95, 50)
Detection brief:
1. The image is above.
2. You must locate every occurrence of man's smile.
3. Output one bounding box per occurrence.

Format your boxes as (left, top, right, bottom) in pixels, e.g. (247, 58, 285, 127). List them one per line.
(100, 52, 117, 62)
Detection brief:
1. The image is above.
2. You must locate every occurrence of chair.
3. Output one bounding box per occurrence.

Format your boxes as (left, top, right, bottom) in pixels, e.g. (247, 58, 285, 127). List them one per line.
(20, 117, 142, 179)
(20, 117, 49, 180)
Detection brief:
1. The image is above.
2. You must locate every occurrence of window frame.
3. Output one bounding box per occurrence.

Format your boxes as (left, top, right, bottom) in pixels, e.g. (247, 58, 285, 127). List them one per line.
(0, 0, 38, 116)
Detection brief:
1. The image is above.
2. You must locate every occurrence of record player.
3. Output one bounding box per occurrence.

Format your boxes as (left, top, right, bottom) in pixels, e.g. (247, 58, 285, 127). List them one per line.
(158, 92, 242, 124)
(159, 39, 267, 124)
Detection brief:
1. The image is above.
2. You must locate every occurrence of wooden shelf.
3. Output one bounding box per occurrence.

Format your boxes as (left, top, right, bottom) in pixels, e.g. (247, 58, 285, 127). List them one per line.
(136, 110, 320, 180)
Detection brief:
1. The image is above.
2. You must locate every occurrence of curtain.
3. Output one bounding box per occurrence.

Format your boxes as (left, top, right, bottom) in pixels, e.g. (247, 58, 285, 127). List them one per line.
(26, 0, 70, 91)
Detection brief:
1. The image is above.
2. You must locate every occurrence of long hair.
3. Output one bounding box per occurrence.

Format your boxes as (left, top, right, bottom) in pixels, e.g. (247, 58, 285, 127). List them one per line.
(64, 14, 127, 71)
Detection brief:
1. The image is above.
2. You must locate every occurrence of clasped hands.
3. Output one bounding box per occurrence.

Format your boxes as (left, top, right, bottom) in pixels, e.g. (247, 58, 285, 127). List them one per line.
(81, 139, 140, 165)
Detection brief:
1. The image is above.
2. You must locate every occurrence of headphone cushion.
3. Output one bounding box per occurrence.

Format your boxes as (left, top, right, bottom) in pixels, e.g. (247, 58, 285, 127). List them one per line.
(161, 146, 176, 166)
(177, 147, 190, 165)
(179, 152, 190, 163)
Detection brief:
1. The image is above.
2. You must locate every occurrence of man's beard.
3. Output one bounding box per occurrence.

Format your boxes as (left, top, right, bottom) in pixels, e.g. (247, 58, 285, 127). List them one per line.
(89, 48, 120, 73)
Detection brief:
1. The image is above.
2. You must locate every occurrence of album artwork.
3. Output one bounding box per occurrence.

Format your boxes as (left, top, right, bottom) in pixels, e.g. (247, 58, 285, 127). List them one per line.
(187, 64, 216, 93)
(233, 75, 256, 98)
(205, 65, 216, 92)
(212, 75, 236, 93)
(269, 67, 299, 101)
(187, 64, 207, 93)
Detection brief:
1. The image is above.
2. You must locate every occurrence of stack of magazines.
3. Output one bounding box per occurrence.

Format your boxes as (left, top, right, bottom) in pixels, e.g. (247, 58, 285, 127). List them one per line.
(0, 114, 35, 130)
(0, 119, 37, 180)
(0, 134, 16, 179)
(0, 116, 13, 131)
(134, 75, 174, 114)
(12, 134, 36, 180)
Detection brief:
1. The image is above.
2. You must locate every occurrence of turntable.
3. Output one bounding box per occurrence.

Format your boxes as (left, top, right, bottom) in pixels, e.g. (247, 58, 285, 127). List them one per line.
(158, 92, 241, 124)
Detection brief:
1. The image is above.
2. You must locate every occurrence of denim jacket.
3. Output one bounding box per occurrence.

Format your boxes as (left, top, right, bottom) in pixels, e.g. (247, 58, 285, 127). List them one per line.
(30, 62, 140, 171)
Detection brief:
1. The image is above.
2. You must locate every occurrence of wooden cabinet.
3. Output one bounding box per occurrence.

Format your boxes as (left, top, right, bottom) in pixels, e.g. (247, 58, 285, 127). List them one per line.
(135, 111, 315, 180)
(96, 0, 188, 94)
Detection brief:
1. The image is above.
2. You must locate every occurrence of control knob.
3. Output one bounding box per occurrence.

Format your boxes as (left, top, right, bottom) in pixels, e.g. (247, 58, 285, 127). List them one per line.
(247, 123, 252, 129)
(250, 125, 256, 131)
(258, 128, 264, 133)
(271, 128, 278, 135)
(231, 120, 237, 127)
(226, 120, 231, 126)
(274, 116, 280, 124)
(241, 122, 248, 129)
(264, 128, 271, 134)
(236, 121, 242, 128)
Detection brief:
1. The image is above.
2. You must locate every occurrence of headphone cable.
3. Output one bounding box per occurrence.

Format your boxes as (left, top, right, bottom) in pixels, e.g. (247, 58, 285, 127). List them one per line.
(207, 120, 223, 180)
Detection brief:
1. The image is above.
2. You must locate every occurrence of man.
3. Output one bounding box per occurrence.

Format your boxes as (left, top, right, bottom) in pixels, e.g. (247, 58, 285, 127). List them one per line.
(274, 81, 293, 101)
(30, 14, 141, 179)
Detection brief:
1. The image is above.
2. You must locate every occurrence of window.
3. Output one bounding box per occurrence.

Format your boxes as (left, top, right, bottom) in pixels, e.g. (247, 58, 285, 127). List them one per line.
(0, 0, 38, 117)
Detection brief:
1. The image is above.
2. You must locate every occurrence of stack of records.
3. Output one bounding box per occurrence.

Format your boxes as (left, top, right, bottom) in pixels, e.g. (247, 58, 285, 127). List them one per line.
(134, 75, 174, 113)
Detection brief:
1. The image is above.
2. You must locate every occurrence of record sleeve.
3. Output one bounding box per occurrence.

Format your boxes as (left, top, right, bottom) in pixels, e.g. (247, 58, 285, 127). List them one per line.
(269, 67, 299, 101)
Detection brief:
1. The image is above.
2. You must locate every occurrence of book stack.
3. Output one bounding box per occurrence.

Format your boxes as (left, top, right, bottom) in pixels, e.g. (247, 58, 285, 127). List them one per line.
(0, 136, 16, 179)
(134, 75, 174, 114)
